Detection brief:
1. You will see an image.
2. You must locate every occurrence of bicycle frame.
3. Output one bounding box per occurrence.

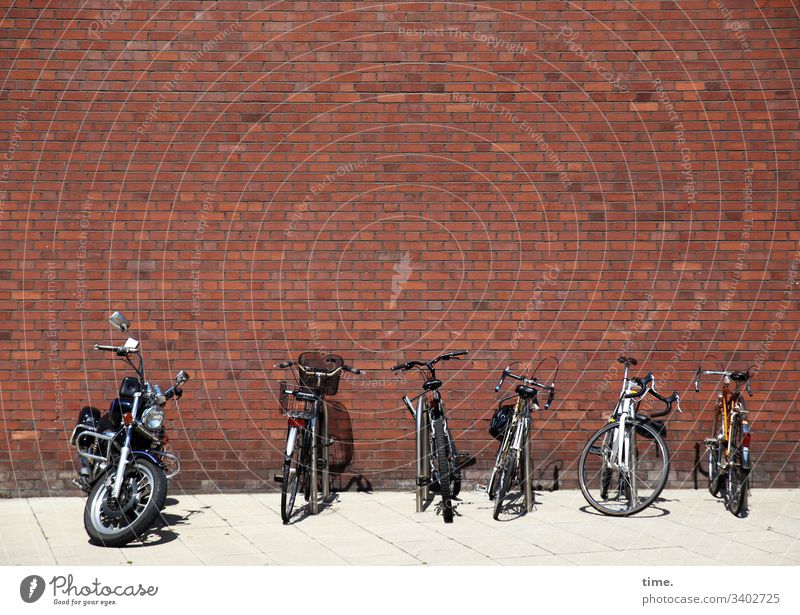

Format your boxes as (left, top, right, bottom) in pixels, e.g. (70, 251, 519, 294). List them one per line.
(604, 360, 675, 504)
(403, 389, 455, 491)
(698, 369, 751, 471)
(494, 398, 535, 512)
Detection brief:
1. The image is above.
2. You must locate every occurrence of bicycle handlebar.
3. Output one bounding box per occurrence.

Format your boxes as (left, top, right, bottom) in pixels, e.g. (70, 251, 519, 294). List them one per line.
(622, 371, 680, 416)
(495, 366, 556, 409)
(695, 365, 752, 396)
(390, 351, 468, 372)
(649, 389, 680, 418)
(274, 359, 363, 374)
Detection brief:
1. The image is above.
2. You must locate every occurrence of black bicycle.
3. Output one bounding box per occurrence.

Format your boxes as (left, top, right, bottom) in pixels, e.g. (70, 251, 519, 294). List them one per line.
(392, 351, 469, 523)
(488, 363, 556, 520)
(274, 352, 362, 524)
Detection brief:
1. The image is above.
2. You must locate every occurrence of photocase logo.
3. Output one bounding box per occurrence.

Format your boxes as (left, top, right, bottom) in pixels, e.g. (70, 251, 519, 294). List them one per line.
(389, 251, 413, 309)
(20, 575, 45, 603)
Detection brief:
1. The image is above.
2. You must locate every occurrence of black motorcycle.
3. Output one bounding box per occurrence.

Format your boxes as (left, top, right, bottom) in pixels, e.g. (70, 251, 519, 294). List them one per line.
(71, 311, 189, 547)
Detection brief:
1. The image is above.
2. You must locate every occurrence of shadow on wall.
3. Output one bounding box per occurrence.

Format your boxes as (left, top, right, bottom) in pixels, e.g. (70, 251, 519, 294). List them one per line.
(533, 461, 562, 492)
(325, 401, 372, 492)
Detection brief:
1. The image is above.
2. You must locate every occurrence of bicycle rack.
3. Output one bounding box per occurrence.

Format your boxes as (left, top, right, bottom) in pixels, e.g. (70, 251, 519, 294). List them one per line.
(415, 401, 430, 512)
(522, 433, 533, 513)
(310, 401, 331, 515)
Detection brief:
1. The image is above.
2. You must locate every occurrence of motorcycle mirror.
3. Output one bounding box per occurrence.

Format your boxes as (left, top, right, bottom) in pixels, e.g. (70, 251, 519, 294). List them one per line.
(108, 311, 131, 332)
(122, 337, 140, 351)
(175, 370, 190, 384)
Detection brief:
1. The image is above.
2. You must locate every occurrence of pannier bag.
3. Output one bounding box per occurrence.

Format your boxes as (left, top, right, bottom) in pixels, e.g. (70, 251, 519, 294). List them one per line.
(634, 414, 667, 440)
(489, 404, 515, 440)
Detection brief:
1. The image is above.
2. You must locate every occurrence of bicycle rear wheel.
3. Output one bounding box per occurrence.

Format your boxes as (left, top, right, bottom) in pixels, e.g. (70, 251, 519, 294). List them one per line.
(579, 420, 669, 516)
(281, 426, 310, 524)
(432, 419, 454, 523)
(725, 414, 749, 517)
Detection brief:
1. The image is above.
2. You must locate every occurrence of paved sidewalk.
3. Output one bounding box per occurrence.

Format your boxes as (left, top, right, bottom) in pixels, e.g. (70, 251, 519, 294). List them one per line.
(1, 489, 799, 566)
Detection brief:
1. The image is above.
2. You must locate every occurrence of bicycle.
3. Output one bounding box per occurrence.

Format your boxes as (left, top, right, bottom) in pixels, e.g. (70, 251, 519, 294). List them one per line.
(392, 350, 469, 523)
(488, 363, 556, 520)
(578, 356, 681, 516)
(695, 364, 752, 517)
(274, 352, 363, 524)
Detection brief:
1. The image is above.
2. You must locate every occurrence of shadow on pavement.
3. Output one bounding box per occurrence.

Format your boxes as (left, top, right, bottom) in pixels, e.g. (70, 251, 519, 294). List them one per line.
(120, 499, 209, 548)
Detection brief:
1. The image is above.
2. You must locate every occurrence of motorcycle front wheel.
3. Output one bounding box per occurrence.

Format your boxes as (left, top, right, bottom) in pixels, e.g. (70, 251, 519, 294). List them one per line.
(84, 457, 168, 547)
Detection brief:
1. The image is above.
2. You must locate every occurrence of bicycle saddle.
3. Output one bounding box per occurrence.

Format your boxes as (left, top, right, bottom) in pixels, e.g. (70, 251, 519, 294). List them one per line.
(515, 384, 538, 399)
(618, 356, 638, 366)
(729, 371, 750, 382)
(422, 378, 442, 391)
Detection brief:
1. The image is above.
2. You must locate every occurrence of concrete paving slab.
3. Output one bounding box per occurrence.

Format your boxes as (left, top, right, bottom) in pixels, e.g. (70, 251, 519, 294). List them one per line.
(1, 489, 798, 565)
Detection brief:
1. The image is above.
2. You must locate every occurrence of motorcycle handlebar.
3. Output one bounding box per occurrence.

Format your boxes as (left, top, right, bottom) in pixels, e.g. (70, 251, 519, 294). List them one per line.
(94, 344, 140, 356)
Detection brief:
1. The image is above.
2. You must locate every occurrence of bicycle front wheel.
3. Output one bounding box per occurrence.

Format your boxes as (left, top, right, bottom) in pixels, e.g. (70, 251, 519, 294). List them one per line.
(281, 426, 310, 524)
(432, 419, 454, 523)
(493, 448, 517, 520)
(579, 420, 669, 516)
(708, 407, 725, 497)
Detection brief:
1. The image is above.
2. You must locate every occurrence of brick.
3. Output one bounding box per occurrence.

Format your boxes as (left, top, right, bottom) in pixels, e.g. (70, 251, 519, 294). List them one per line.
(0, 1, 797, 495)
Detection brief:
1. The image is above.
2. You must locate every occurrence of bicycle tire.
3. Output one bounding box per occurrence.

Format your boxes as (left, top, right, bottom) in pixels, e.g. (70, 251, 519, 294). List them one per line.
(708, 405, 725, 497)
(726, 413, 749, 517)
(488, 429, 510, 501)
(281, 426, 309, 524)
(578, 420, 669, 517)
(432, 419, 454, 523)
(493, 448, 517, 520)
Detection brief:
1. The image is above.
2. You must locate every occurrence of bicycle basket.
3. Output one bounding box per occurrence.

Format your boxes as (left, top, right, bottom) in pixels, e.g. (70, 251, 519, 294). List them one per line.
(278, 382, 316, 420)
(489, 404, 514, 440)
(298, 352, 344, 396)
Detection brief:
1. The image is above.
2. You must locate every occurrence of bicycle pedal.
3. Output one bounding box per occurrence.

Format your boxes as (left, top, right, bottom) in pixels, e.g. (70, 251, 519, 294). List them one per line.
(703, 438, 718, 447)
(474, 484, 488, 494)
(316, 459, 328, 470)
(416, 477, 432, 487)
(274, 473, 284, 483)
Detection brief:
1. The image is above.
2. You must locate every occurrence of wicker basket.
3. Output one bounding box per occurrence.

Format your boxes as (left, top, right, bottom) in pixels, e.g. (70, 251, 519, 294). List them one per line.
(278, 382, 316, 420)
(298, 352, 344, 396)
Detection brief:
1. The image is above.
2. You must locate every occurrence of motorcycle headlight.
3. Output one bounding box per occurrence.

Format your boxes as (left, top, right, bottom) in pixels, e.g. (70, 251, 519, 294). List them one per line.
(141, 406, 165, 431)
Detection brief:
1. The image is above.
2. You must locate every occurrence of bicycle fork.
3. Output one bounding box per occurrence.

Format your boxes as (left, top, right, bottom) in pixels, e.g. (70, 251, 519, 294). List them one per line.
(611, 414, 637, 504)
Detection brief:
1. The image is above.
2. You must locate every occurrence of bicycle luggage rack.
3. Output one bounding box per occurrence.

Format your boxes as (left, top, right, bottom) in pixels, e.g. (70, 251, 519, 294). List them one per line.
(316, 399, 331, 510)
(415, 398, 430, 512)
(522, 435, 533, 513)
(402, 394, 430, 512)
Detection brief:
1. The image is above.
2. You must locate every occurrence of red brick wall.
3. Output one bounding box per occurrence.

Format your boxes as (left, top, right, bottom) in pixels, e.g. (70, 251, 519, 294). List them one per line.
(1, 1, 798, 496)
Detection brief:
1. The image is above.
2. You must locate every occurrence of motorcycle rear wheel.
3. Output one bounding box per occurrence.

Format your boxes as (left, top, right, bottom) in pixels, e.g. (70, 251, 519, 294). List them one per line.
(84, 458, 167, 547)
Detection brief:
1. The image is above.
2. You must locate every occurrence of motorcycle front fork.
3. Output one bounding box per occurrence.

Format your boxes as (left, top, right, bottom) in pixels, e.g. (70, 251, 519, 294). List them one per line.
(111, 426, 133, 499)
